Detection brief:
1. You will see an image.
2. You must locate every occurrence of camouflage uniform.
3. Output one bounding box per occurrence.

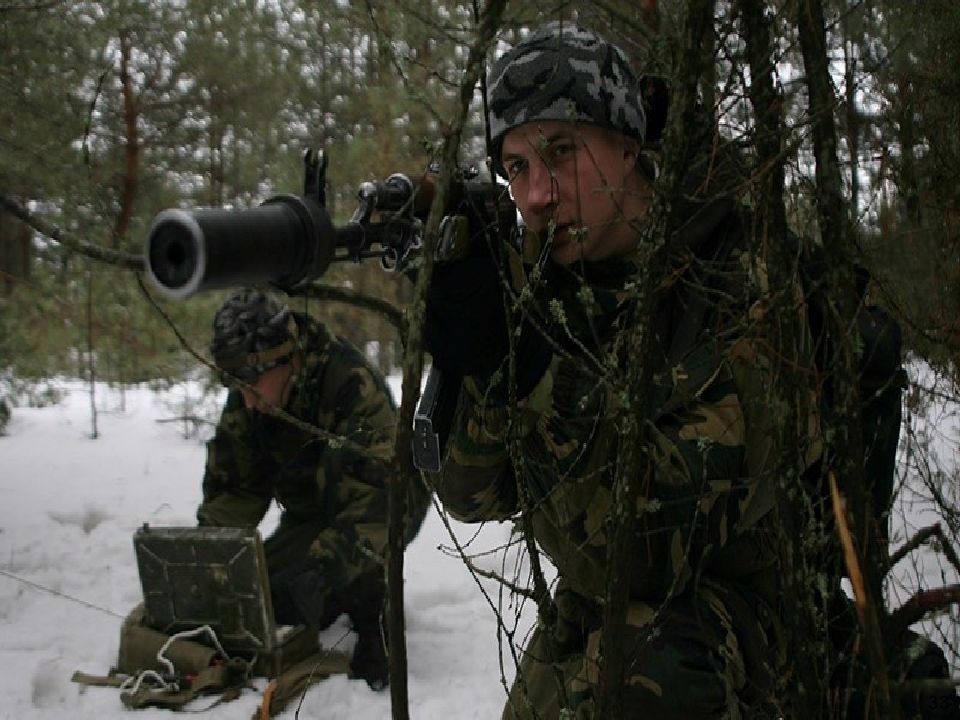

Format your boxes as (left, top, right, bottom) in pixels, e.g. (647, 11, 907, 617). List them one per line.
(199, 311, 430, 634)
(429, 22, 818, 719)
(434, 213, 814, 719)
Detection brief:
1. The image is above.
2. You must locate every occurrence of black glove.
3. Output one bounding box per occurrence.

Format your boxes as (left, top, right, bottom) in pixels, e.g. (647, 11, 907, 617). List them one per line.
(350, 625, 389, 691)
(270, 562, 326, 627)
(424, 251, 508, 377)
(424, 251, 552, 400)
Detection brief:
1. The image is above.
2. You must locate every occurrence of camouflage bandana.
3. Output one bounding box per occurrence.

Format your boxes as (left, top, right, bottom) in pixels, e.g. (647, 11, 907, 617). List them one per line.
(210, 289, 298, 384)
(487, 22, 646, 177)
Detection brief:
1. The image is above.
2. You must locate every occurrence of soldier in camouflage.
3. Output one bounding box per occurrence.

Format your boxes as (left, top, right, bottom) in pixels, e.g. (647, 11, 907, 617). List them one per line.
(425, 22, 820, 718)
(200, 288, 430, 691)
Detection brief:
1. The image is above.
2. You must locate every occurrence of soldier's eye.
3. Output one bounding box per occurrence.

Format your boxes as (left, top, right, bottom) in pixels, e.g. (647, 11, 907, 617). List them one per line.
(505, 158, 527, 179)
(550, 141, 575, 162)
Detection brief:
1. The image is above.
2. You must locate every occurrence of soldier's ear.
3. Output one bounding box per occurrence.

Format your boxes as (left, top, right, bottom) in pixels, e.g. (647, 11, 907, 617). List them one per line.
(621, 138, 641, 174)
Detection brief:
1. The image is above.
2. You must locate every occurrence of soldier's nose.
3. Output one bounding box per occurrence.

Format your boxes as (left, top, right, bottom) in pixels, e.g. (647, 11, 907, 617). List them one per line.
(524, 160, 557, 214)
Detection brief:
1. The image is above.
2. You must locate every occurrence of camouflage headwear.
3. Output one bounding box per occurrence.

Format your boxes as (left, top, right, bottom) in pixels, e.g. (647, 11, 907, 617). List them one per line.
(211, 288, 298, 383)
(486, 22, 646, 176)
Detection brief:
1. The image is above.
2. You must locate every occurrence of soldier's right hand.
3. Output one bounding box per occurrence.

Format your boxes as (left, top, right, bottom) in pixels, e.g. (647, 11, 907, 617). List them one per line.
(424, 251, 552, 401)
(423, 251, 509, 378)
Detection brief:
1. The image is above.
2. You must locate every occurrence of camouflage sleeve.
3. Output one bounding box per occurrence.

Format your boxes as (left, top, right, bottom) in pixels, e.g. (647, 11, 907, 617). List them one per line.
(197, 391, 272, 528)
(430, 375, 527, 522)
(303, 358, 397, 590)
(436, 334, 810, 602)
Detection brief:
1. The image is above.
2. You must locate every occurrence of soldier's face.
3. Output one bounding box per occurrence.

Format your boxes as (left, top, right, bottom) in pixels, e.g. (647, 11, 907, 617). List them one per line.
(501, 121, 650, 266)
(240, 362, 295, 413)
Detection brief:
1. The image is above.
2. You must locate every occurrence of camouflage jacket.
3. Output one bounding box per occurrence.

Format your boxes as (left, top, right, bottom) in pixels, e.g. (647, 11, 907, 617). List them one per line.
(198, 314, 406, 590)
(432, 204, 820, 614)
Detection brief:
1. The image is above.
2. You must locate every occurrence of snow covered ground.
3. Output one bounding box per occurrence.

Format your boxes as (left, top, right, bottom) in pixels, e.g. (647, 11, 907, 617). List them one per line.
(0, 363, 957, 719)
(0, 378, 537, 719)
(886, 361, 960, 669)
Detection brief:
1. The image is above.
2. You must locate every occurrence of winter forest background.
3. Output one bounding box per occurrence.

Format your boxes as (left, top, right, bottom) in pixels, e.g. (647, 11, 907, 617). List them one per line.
(1, 1, 959, 718)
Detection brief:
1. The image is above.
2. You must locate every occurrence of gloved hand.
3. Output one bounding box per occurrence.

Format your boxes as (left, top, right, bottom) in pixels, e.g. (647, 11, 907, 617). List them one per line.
(269, 562, 327, 627)
(424, 250, 552, 400)
(424, 251, 508, 377)
(350, 625, 389, 691)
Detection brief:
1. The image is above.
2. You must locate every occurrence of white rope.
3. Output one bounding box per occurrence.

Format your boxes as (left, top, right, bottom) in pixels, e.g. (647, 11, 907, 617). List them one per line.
(119, 624, 233, 700)
(156, 624, 231, 675)
(119, 668, 178, 696)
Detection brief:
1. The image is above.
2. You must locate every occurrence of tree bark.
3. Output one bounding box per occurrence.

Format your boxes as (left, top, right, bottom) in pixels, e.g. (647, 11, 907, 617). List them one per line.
(795, 0, 897, 715)
(841, 14, 861, 217)
(384, 2, 509, 718)
(114, 28, 140, 249)
(0, 208, 31, 295)
(739, 0, 827, 714)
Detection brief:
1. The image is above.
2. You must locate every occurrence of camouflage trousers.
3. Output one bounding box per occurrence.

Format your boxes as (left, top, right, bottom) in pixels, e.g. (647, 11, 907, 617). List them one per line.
(502, 582, 782, 720)
(263, 513, 385, 633)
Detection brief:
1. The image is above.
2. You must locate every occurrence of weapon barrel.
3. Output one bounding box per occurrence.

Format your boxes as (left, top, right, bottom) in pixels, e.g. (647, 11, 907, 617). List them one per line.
(144, 194, 338, 299)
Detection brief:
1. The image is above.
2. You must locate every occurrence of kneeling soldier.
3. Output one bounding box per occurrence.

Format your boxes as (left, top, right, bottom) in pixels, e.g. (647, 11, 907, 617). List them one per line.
(200, 288, 430, 690)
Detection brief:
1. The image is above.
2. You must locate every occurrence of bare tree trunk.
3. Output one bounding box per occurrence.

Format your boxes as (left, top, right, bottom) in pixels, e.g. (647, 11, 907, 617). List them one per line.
(114, 28, 139, 249)
(795, 0, 896, 715)
(595, 0, 716, 715)
(841, 14, 860, 218)
(86, 264, 99, 439)
(739, 0, 827, 713)
(384, 4, 509, 719)
(0, 208, 31, 295)
(893, 75, 921, 229)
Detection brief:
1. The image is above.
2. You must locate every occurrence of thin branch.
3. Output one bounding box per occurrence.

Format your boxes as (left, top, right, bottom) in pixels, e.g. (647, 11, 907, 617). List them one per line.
(448, 539, 537, 601)
(0, 191, 143, 271)
(888, 523, 960, 577)
(889, 585, 960, 640)
(382, 2, 511, 717)
(0, 0, 63, 11)
(292, 282, 406, 338)
(429, 496, 531, 705)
